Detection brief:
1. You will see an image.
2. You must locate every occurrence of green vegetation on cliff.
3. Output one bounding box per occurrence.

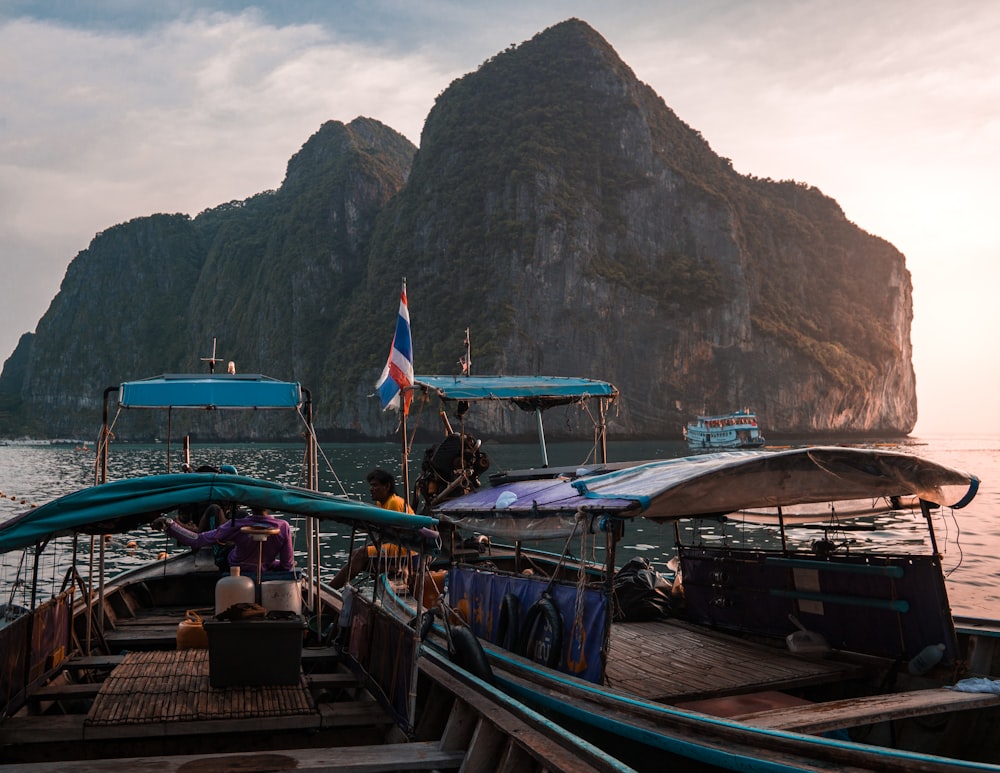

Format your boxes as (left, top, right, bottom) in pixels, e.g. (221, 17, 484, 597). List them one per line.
(0, 19, 916, 439)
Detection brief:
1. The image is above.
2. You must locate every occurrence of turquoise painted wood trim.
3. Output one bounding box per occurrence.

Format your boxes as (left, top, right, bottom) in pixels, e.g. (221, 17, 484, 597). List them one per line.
(770, 588, 910, 612)
(764, 557, 905, 578)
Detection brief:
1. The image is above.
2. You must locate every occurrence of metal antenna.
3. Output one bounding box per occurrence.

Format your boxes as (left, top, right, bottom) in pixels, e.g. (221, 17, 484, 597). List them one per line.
(458, 328, 471, 376)
(200, 337, 223, 374)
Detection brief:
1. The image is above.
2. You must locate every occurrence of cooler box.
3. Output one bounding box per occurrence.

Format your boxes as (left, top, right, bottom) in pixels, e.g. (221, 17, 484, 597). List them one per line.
(203, 616, 304, 687)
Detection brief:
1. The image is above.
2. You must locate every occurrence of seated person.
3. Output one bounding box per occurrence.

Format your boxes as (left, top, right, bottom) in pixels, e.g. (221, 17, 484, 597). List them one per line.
(331, 468, 414, 589)
(176, 502, 221, 533)
(366, 467, 410, 512)
(152, 506, 294, 576)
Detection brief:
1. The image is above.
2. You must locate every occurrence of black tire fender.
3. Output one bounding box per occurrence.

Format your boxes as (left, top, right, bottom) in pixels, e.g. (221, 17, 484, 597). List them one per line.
(517, 595, 562, 668)
(496, 593, 521, 651)
(450, 624, 494, 684)
(418, 609, 437, 641)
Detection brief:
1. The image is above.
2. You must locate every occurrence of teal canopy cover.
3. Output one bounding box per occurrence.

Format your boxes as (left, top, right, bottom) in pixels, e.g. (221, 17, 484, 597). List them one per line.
(0, 473, 436, 552)
(118, 374, 303, 409)
(410, 375, 618, 409)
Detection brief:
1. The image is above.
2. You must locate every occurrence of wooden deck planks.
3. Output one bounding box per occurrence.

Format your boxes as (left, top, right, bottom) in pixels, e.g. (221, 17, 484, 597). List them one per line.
(605, 618, 865, 702)
(85, 650, 316, 726)
(735, 687, 1000, 734)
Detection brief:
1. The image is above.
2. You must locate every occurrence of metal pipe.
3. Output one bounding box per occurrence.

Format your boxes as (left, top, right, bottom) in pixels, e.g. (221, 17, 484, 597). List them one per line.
(920, 499, 940, 556)
(601, 521, 619, 685)
(166, 407, 172, 473)
(98, 535, 106, 642)
(598, 397, 608, 463)
(86, 535, 94, 654)
(407, 556, 427, 732)
(401, 407, 410, 504)
(535, 407, 549, 467)
(98, 386, 116, 485)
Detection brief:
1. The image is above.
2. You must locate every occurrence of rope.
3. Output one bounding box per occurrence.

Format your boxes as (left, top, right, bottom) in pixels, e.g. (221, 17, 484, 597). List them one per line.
(542, 512, 585, 597)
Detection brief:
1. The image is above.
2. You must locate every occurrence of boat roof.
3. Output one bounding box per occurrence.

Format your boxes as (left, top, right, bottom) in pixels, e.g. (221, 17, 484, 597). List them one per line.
(117, 374, 304, 409)
(409, 375, 618, 410)
(433, 447, 979, 538)
(0, 473, 437, 553)
(691, 409, 757, 420)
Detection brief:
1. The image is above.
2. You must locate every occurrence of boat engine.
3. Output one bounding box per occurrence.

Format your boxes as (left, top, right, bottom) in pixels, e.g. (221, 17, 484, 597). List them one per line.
(414, 432, 490, 510)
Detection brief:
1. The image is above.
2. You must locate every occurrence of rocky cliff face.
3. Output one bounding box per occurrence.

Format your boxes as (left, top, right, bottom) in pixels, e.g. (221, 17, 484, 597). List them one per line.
(0, 20, 916, 441)
(0, 118, 417, 439)
(354, 19, 916, 438)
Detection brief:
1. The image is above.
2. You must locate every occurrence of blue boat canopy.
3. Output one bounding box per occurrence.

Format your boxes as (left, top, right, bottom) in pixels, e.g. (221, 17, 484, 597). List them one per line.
(433, 447, 980, 539)
(410, 375, 617, 410)
(0, 473, 437, 553)
(117, 374, 304, 409)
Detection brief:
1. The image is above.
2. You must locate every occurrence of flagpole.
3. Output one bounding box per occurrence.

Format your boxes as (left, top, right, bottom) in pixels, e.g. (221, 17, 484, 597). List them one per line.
(375, 278, 413, 506)
(400, 399, 410, 509)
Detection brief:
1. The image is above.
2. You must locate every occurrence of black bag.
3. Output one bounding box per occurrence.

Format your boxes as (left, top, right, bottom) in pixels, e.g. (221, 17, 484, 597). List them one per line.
(612, 557, 672, 622)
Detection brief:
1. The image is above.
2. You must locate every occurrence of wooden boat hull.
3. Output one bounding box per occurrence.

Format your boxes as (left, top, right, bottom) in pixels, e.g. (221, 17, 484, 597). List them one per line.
(0, 551, 632, 772)
(379, 561, 1000, 773)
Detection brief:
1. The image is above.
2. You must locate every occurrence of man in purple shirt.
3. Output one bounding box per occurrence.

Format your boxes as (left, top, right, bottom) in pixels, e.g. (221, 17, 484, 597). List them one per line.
(152, 507, 294, 575)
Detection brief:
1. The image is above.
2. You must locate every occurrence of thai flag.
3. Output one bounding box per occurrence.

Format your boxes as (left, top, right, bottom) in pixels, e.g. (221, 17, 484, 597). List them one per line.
(375, 280, 414, 414)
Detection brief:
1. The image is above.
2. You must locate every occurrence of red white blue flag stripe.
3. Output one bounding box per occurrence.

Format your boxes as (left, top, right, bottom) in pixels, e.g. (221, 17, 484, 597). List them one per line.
(375, 280, 414, 414)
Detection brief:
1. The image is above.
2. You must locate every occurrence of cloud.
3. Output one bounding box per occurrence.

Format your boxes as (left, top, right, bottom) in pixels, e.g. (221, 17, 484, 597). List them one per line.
(1, 1, 998, 433)
(0, 10, 455, 366)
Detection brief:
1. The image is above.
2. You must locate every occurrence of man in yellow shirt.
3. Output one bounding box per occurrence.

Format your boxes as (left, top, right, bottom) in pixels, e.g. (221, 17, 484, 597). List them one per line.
(366, 468, 410, 512)
(332, 469, 414, 588)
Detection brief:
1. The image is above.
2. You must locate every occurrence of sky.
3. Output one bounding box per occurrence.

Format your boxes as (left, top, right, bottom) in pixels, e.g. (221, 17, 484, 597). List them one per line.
(0, 1, 997, 436)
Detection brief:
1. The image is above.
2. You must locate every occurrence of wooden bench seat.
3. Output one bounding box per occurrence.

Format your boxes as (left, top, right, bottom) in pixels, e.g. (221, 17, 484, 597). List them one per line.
(102, 624, 179, 650)
(29, 681, 103, 704)
(60, 655, 125, 671)
(735, 687, 1000, 734)
(0, 739, 464, 771)
(304, 672, 357, 690)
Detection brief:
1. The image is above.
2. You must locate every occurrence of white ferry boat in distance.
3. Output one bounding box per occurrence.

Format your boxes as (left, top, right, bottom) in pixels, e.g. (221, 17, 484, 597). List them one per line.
(683, 408, 765, 449)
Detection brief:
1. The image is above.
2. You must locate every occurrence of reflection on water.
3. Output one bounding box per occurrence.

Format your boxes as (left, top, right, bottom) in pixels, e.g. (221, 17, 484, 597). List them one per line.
(1, 434, 998, 618)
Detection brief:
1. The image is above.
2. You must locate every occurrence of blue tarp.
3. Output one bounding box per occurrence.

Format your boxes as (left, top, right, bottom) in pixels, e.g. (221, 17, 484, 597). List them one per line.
(449, 566, 606, 683)
(410, 375, 617, 409)
(0, 473, 436, 553)
(118, 374, 303, 409)
(434, 447, 979, 537)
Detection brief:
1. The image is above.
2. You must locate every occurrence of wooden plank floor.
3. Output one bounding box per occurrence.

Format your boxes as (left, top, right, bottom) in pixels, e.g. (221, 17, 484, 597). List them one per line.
(605, 618, 865, 703)
(735, 687, 1000, 734)
(86, 650, 315, 726)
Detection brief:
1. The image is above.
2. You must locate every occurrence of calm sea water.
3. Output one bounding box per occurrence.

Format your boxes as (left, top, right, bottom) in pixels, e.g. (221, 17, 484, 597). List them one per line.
(1, 434, 997, 618)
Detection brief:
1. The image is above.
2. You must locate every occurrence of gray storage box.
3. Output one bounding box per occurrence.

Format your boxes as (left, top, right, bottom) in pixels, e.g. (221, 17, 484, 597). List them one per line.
(203, 616, 304, 687)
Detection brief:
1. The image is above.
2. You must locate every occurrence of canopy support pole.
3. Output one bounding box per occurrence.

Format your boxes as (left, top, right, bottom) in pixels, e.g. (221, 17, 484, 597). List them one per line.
(598, 397, 608, 463)
(407, 560, 427, 733)
(401, 408, 410, 504)
(166, 408, 172, 473)
(920, 499, 941, 556)
(601, 522, 620, 686)
(97, 387, 116, 485)
(535, 408, 549, 468)
(86, 536, 95, 655)
(302, 387, 320, 631)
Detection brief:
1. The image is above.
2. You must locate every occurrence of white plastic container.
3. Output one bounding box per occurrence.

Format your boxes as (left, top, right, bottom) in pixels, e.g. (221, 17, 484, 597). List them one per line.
(785, 614, 830, 658)
(215, 566, 255, 615)
(261, 580, 302, 615)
